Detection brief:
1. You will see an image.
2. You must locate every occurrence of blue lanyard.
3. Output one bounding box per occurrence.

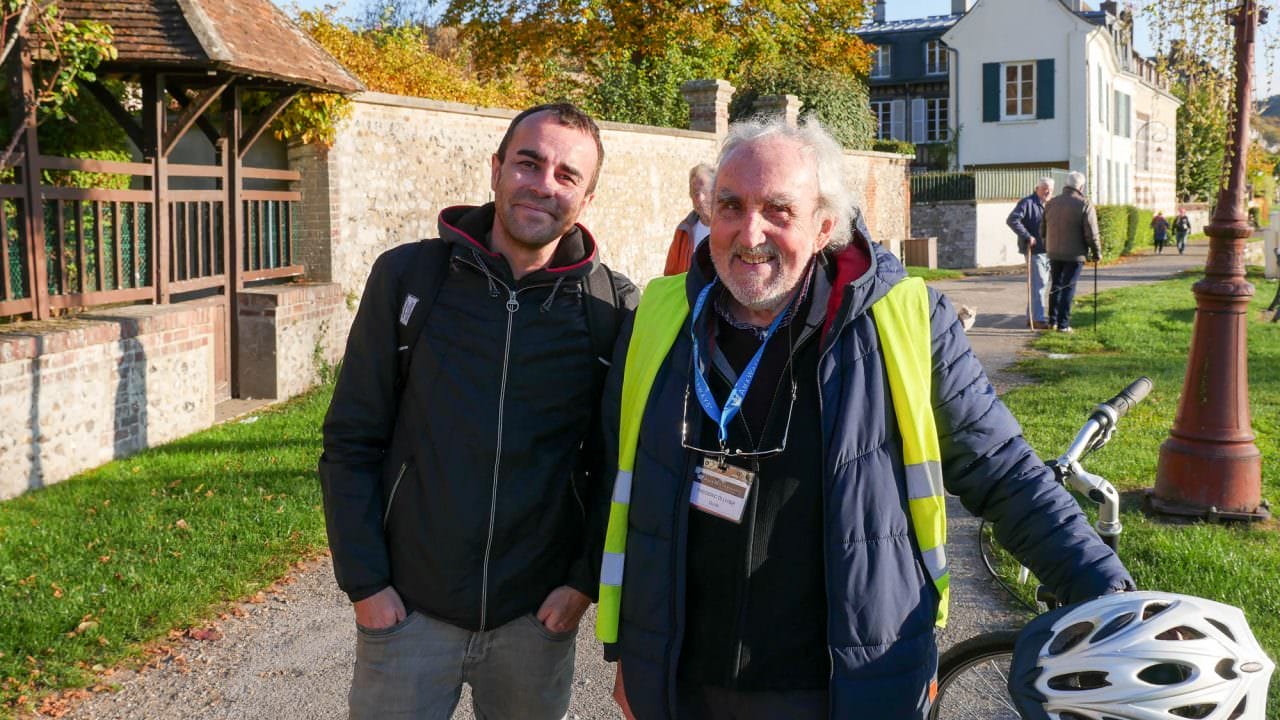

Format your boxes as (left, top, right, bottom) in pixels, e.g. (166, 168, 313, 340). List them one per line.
(689, 279, 790, 447)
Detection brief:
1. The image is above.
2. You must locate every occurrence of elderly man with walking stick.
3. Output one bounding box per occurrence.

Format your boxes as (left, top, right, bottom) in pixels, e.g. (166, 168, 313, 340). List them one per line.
(1007, 177, 1054, 330)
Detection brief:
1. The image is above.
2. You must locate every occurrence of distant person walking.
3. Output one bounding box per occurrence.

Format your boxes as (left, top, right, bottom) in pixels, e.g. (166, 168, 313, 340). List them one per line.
(1041, 171, 1100, 333)
(1151, 211, 1170, 254)
(1173, 207, 1192, 255)
(1006, 177, 1054, 329)
(663, 163, 715, 276)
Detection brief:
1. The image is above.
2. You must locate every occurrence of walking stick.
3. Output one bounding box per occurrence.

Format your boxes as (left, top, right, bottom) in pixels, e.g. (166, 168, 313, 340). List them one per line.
(1026, 250, 1033, 329)
(1092, 258, 1098, 334)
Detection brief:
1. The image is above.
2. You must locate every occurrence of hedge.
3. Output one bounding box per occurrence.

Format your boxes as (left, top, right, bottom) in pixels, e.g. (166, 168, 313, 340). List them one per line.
(1095, 204, 1130, 261)
(1127, 206, 1155, 254)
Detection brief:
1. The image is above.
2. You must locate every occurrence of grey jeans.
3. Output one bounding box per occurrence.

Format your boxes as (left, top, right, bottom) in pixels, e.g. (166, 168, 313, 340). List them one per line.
(349, 611, 576, 720)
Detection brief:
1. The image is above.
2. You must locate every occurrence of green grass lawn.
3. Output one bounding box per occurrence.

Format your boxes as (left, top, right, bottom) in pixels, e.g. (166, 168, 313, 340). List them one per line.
(1000, 269, 1280, 716)
(907, 266, 965, 281)
(0, 388, 334, 717)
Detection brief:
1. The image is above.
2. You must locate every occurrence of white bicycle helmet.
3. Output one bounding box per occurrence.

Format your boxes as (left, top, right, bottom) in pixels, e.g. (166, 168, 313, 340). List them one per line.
(1009, 591, 1274, 720)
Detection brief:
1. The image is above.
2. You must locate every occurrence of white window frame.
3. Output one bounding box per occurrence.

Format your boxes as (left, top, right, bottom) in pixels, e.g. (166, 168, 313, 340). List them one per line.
(925, 98, 948, 142)
(871, 45, 891, 79)
(872, 100, 893, 140)
(1001, 61, 1036, 121)
(924, 40, 948, 76)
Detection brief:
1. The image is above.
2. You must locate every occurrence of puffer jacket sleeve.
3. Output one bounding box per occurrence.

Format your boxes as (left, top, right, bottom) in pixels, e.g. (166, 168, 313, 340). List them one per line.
(317, 246, 409, 603)
(565, 272, 640, 600)
(928, 288, 1134, 604)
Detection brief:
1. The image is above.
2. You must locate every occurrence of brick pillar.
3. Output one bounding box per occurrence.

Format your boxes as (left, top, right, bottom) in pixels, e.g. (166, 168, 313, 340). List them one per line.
(753, 94, 801, 127)
(681, 79, 735, 136)
(288, 140, 335, 283)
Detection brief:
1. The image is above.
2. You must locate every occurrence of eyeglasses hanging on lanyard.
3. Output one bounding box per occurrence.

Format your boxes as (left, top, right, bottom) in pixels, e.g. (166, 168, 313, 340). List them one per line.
(682, 278, 798, 461)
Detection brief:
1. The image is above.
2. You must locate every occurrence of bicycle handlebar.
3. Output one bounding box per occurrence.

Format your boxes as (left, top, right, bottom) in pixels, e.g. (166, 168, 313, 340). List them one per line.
(1059, 376, 1153, 467)
(1100, 376, 1153, 423)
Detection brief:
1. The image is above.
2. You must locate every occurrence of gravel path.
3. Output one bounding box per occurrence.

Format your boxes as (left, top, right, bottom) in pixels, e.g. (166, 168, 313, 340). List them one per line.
(46, 246, 1208, 720)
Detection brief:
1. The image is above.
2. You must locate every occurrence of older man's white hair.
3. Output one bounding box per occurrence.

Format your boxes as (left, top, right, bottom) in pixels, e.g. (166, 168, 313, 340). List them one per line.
(1038, 176, 1055, 190)
(1065, 171, 1086, 190)
(717, 115, 853, 249)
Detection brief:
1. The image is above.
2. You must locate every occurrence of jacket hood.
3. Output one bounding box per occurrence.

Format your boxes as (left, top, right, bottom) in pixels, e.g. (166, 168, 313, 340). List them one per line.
(437, 203, 600, 283)
(685, 229, 909, 346)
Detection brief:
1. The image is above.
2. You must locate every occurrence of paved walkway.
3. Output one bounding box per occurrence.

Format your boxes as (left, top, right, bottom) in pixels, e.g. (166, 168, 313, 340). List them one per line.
(53, 246, 1209, 720)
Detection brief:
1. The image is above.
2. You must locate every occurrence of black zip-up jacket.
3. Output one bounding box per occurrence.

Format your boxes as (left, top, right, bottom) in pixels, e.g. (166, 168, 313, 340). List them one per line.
(319, 203, 637, 632)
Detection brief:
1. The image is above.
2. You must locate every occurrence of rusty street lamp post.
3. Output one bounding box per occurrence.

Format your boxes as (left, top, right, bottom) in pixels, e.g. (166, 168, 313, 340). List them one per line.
(1149, 0, 1270, 521)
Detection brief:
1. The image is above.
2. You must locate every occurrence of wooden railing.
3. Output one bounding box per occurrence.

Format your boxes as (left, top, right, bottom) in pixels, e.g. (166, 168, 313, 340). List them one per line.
(0, 156, 302, 320)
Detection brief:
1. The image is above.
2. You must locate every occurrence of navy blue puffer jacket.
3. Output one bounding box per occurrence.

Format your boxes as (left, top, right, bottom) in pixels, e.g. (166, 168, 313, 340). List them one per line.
(601, 238, 1133, 719)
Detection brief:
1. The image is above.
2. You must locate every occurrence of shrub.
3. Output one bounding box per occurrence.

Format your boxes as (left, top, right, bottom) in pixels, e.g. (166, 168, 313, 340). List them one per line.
(1126, 206, 1154, 255)
(729, 64, 876, 150)
(871, 139, 917, 156)
(1095, 204, 1129, 261)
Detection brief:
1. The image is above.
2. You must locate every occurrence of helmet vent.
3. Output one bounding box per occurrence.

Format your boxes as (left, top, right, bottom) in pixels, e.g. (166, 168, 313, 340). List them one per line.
(1138, 662, 1194, 685)
(1091, 612, 1136, 643)
(1156, 626, 1206, 641)
(1227, 698, 1246, 720)
(1169, 704, 1217, 718)
(1208, 618, 1236, 641)
(1142, 601, 1172, 620)
(1050, 622, 1096, 655)
(1048, 671, 1110, 691)
(1059, 713, 1092, 720)
(1216, 659, 1238, 679)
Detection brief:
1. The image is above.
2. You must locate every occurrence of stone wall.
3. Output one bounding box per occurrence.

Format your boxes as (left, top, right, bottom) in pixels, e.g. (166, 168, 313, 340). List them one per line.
(0, 303, 215, 500)
(912, 202, 978, 269)
(291, 92, 913, 343)
(237, 283, 347, 401)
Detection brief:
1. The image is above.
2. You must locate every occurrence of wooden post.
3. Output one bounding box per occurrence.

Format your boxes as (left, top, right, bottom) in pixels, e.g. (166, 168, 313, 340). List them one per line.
(143, 73, 170, 303)
(13, 37, 49, 318)
(223, 85, 243, 398)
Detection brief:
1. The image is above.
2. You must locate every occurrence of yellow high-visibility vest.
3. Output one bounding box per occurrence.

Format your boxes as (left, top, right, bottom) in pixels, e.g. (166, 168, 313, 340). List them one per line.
(596, 274, 948, 643)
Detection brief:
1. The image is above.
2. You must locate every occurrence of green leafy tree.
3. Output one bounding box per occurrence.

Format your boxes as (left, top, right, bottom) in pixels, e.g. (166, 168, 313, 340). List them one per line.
(1141, 1, 1278, 201)
(729, 61, 876, 149)
(1, 0, 116, 167)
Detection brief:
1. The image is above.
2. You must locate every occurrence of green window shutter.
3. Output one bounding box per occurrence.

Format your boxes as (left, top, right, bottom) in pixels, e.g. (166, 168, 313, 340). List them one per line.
(1036, 59, 1055, 119)
(983, 63, 999, 122)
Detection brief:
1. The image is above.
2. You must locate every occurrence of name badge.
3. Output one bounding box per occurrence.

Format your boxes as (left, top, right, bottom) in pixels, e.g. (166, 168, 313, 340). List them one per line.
(690, 457, 755, 523)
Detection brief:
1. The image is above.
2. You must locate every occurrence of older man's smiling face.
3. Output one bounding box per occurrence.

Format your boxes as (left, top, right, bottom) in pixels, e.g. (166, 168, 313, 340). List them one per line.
(709, 136, 834, 325)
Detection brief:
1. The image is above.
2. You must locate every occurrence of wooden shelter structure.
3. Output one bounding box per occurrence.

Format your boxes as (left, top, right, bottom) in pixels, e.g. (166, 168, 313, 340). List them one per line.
(2, 0, 362, 399)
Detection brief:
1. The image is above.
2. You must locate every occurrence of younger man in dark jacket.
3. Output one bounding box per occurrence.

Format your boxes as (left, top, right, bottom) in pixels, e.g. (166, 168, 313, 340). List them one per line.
(320, 103, 636, 719)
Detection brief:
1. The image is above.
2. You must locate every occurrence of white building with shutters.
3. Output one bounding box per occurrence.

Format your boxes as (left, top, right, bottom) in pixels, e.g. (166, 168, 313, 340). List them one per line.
(941, 0, 1179, 210)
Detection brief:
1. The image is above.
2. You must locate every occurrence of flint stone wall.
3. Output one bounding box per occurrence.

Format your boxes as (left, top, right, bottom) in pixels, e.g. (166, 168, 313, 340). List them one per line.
(291, 93, 912, 348)
(0, 302, 215, 500)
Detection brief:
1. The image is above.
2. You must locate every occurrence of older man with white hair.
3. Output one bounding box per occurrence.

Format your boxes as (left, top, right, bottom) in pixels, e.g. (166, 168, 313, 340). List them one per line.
(594, 118, 1132, 719)
(1041, 170, 1101, 333)
(1007, 176, 1055, 329)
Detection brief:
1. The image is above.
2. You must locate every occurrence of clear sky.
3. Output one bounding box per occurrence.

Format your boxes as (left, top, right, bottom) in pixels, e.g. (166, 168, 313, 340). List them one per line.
(274, 0, 1277, 99)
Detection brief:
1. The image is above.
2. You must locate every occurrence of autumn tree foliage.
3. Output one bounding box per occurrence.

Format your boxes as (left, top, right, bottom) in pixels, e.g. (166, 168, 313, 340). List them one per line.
(436, 0, 875, 144)
(1141, 0, 1278, 201)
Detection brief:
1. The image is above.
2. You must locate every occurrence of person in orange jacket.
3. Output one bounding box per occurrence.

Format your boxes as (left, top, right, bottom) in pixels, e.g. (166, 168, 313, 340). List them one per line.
(663, 163, 715, 275)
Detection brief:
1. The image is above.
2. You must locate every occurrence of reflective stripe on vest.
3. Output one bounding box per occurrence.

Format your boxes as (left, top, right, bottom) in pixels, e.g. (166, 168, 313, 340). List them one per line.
(596, 274, 948, 645)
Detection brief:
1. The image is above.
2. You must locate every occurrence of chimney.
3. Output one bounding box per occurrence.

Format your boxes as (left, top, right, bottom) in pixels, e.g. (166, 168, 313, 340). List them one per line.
(874, 0, 886, 23)
(951, 0, 972, 14)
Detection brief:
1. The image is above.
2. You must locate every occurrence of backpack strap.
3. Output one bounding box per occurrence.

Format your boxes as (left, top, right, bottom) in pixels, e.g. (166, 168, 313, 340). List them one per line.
(395, 238, 452, 395)
(582, 263, 622, 380)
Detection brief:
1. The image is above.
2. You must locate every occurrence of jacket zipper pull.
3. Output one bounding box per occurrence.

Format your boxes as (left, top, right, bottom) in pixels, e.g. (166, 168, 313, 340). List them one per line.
(506, 289, 519, 313)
